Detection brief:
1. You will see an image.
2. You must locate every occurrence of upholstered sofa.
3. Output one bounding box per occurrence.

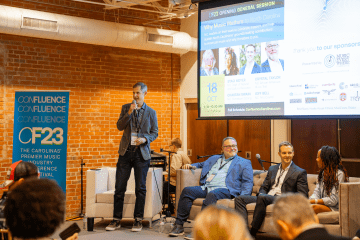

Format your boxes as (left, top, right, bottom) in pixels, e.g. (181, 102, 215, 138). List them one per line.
(86, 167, 163, 230)
(175, 169, 360, 237)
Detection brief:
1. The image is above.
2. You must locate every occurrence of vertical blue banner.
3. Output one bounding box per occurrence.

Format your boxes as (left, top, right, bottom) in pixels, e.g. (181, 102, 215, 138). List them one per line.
(13, 91, 69, 192)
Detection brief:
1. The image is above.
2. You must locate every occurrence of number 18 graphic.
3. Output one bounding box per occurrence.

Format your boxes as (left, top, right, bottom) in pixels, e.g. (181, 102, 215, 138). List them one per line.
(207, 82, 218, 93)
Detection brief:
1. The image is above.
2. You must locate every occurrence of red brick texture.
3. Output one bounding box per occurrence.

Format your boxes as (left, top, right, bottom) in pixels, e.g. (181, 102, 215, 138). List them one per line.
(0, 0, 182, 219)
(0, 31, 181, 217)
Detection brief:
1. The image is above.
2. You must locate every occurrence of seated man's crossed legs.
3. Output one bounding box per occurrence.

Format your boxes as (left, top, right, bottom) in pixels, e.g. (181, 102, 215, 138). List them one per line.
(169, 186, 232, 237)
(235, 194, 276, 237)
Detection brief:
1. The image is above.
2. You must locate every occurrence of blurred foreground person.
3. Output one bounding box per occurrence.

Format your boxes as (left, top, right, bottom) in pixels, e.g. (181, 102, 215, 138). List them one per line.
(0, 161, 39, 239)
(193, 205, 253, 240)
(4, 178, 78, 240)
(273, 193, 350, 240)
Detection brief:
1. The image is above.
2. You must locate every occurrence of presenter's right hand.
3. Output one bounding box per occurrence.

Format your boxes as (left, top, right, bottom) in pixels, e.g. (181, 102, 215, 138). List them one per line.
(128, 102, 137, 115)
(182, 164, 194, 169)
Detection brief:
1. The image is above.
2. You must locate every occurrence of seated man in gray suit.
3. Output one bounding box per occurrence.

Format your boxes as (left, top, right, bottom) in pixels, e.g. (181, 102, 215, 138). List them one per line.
(235, 141, 309, 237)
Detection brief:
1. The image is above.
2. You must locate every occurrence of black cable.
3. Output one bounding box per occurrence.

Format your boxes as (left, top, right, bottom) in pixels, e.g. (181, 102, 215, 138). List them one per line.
(151, 159, 164, 221)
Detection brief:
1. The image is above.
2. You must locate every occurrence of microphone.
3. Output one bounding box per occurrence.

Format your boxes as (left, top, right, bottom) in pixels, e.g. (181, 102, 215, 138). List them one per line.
(160, 148, 176, 154)
(256, 154, 266, 172)
(132, 100, 138, 116)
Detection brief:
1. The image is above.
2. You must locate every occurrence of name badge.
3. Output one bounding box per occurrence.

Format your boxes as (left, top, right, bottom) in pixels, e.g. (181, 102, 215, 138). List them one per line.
(131, 132, 138, 146)
(206, 174, 216, 183)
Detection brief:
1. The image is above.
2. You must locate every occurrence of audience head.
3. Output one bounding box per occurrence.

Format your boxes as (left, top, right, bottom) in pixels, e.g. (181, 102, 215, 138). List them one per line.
(317, 145, 348, 195)
(4, 178, 66, 239)
(193, 205, 253, 240)
(1, 160, 23, 188)
(7, 160, 22, 181)
(8, 161, 39, 190)
(170, 138, 182, 151)
(273, 193, 318, 240)
(222, 137, 238, 159)
(14, 161, 39, 181)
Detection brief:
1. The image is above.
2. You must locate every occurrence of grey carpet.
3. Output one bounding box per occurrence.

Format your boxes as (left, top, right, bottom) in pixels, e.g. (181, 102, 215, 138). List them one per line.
(52, 218, 181, 240)
(51, 218, 280, 240)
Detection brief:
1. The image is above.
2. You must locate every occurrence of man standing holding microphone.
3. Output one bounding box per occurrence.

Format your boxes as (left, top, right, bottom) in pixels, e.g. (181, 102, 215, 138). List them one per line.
(106, 82, 158, 232)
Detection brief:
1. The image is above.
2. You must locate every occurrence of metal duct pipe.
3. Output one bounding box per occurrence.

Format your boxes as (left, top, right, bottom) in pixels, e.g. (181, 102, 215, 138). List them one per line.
(0, 5, 197, 54)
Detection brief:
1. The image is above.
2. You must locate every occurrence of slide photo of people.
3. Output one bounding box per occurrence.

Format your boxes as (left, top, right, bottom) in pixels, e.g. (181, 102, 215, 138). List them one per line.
(200, 49, 219, 76)
(239, 43, 261, 75)
(219, 46, 240, 76)
(260, 40, 284, 73)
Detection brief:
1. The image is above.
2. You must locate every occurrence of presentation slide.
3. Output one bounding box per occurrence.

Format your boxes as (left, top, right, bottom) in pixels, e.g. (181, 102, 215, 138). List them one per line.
(198, 0, 360, 118)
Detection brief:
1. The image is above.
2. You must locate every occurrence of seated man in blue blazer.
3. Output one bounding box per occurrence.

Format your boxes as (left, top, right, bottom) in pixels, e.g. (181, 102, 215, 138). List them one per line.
(169, 137, 253, 237)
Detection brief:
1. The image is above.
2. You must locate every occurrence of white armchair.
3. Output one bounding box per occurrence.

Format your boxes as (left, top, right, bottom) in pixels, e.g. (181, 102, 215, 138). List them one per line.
(86, 167, 163, 230)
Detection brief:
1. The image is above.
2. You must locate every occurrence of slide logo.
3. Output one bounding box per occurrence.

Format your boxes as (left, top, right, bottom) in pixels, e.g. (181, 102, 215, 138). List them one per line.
(324, 54, 335, 68)
(339, 82, 348, 90)
(350, 83, 360, 88)
(322, 89, 336, 95)
(351, 91, 360, 101)
(339, 93, 346, 101)
(290, 99, 302, 103)
(305, 97, 317, 103)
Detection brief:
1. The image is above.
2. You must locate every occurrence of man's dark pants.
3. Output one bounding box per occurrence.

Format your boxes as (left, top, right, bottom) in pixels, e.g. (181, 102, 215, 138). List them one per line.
(175, 186, 232, 226)
(113, 148, 150, 220)
(235, 194, 276, 230)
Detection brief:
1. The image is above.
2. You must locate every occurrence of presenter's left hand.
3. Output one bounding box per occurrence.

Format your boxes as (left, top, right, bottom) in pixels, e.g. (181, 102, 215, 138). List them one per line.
(135, 137, 147, 145)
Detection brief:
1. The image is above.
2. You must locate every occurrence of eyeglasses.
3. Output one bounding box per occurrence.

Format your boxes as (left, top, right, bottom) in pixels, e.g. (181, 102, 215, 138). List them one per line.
(266, 44, 279, 49)
(223, 145, 237, 149)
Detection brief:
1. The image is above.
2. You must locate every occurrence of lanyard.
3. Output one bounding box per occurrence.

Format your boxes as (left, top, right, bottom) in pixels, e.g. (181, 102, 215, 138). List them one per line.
(274, 167, 285, 187)
(219, 158, 231, 171)
(132, 108, 142, 132)
(134, 110, 140, 131)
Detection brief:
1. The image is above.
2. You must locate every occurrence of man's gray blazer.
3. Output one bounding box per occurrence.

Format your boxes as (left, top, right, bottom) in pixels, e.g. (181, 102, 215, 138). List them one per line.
(117, 102, 158, 161)
(258, 162, 309, 197)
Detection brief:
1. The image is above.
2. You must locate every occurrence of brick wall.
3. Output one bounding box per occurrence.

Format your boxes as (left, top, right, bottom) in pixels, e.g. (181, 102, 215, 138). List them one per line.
(0, 0, 182, 218)
(0, 32, 181, 217)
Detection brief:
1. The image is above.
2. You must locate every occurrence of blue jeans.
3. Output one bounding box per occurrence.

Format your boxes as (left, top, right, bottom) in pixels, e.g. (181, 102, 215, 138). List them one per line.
(113, 148, 150, 220)
(175, 186, 232, 225)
